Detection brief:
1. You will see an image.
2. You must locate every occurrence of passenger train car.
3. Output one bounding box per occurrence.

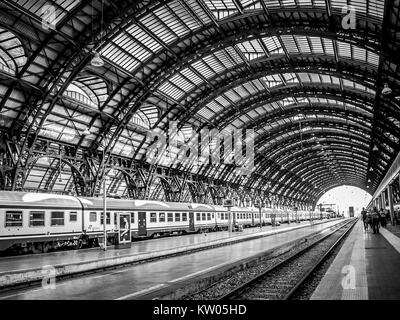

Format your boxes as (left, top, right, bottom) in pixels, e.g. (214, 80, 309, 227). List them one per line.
(0, 191, 324, 255)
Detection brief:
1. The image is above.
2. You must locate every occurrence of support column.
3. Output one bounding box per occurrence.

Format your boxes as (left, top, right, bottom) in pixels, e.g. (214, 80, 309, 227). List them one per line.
(387, 185, 395, 225)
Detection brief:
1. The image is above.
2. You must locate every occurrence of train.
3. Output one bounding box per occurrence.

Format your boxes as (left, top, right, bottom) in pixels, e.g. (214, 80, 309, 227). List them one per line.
(0, 191, 328, 255)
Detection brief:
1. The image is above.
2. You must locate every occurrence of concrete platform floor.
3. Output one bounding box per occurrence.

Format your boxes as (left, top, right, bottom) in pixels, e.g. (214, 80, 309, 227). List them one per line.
(0, 219, 345, 300)
(311, 220, 400, 300)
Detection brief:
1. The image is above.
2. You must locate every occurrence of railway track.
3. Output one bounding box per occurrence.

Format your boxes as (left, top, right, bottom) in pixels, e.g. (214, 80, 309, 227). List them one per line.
(217, 218, 357, 300)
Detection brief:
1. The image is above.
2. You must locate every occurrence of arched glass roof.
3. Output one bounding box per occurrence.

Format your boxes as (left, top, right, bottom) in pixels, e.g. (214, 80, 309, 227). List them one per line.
(0, 0, 399, 204)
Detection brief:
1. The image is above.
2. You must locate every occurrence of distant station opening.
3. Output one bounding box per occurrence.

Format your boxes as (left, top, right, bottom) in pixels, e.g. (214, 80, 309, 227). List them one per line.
(316, 186, 372, 218)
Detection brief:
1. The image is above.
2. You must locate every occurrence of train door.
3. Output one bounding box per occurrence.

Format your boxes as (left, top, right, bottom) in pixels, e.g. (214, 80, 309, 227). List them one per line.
(232, 212, 236, 226)
(118, 213, 131, 245)
(138, 211, 147, 236)
(189, 212, 195, 232)
(251, 212, 255, 226)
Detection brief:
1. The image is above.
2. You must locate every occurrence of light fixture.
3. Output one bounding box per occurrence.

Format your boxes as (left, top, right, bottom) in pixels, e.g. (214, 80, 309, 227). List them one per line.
(367, 186, 370, 188)
(91, 51, 104, 67)
(368, 179, 371, 182)
(382, 82, 392, 95)
(373, 144, 378, 151)
(369, 167, 374, 172)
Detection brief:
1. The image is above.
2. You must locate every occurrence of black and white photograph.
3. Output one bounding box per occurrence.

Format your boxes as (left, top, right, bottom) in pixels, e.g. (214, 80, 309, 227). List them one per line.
(0, 0, 399, 311)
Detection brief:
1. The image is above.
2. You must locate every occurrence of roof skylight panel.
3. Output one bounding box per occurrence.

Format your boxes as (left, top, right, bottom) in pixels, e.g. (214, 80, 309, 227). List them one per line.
(234, 85, 251, 99)
(243, 81, 259, 95)
(283, 73, 298, 83)
(198, 106, 216, 120)
(140, 13, 177, 45)
(204, 0, 238, 20)
(225, 47, 245, 65)
(262, 36, 283, 55)
(253, 78, 269, 91)
(206, 101, 224, 113)
(263, 74, 283, 88)
(240, 0, 262, 10)
(127, 25, 162, 53)
(180, 67, 204, 86)
(248, 110, 259, 118)
(236, 40, 267, 61)
(224, 89, 241, 103)
(213, 49, 237, 70)
(169, 73, 195, 93)
(114, 34, 152, 62)
(367, 0, 385, 20)
(192, 60, 216, 79)
(337, 41, 352, 59)
(263, 0, 281, 8)
(158, 81, 185, 100)
(154, 6, 188, 38)
(215, 95, 231, 107)
(168, 0, 204, 30)
(280, 97, 296, 107)
(186, 0, 212, 23)
(309, 37, 325, 54)
(281, 0, 297, 6)
(295, 36, 312, 54)
(352, 46, 367, 62)
(367, 51, 380, 67)
(203, 54, 226, 74)
(281, 35, 299, 54)
(102, 43, 139, 71)
(298, 0, 313, 6)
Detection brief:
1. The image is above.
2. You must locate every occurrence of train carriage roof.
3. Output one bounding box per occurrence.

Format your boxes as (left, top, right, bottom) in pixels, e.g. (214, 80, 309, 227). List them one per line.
(79, 197, 192, 211)
(0, 191, 83, 210)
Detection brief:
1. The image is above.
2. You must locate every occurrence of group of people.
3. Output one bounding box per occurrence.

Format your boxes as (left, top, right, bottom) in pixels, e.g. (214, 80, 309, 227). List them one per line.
(361, 207, 390, 234)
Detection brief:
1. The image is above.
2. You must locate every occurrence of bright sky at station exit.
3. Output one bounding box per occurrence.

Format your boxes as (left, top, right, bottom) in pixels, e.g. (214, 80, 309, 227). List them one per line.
(316, 186, 372, 217)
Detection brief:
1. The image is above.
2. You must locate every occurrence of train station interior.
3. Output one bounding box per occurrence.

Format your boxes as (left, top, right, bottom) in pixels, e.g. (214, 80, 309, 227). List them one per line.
(0, 0, 400, 302)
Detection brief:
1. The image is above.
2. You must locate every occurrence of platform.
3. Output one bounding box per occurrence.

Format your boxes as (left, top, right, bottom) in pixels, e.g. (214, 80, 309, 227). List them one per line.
(311, 220, 400, 300)
(0, 219, 346, 299)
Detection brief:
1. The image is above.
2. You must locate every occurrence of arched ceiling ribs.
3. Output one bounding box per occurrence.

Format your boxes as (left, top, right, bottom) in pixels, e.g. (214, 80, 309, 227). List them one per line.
(206, 123, 391, 189)
(88, 10, 400, 153)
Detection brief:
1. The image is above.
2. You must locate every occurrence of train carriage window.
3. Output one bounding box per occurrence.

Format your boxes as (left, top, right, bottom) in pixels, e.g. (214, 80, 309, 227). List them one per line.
(29, 211, 45, 227)
(131, 212, 135, 224)
(167, 213, 173, 222)
(150, 212, 157, 223)
(196, 212, 200, 220)
(182, 212, 187, 221)
(5, 211, 23, 227)
(175, 213, 181, 222)
(207, 213, 211, 220)
(159, 212, 165, 222)
(212, 213, 214, 219)
(70, 211, 78, 222)
(202, 213, 206, 220)
(90, 212, 97, 222)
(51, 212, 64, 226)
(100, 212, 111, 225)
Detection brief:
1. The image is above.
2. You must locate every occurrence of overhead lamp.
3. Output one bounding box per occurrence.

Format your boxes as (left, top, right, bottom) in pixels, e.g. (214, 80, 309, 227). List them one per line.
(372, 144, 378, 151)
(367, 186, 370, 188)
(368, 179, 371, 182)
(382, 82, 392, 95)
(91, 52, 104, 67)
(369, 167, 374, 172)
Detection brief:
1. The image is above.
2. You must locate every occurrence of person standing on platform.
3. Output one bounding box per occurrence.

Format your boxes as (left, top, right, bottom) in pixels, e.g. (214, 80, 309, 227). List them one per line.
(372, 207, 380, 234)
(379, 209, 387, 228)
(361, 208, 368, 231)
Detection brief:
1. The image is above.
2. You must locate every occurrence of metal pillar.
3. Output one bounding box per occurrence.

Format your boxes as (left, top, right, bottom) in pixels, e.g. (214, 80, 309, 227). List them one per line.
(387, 185, 395, 225)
